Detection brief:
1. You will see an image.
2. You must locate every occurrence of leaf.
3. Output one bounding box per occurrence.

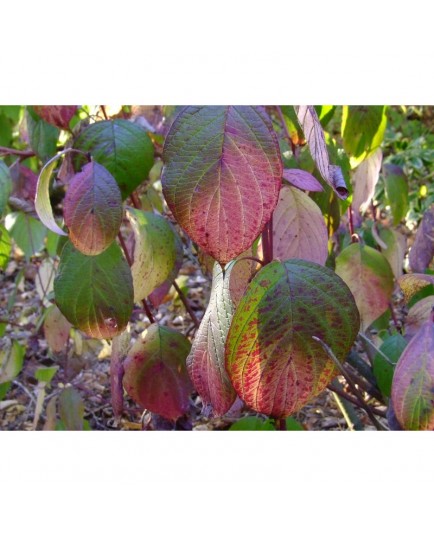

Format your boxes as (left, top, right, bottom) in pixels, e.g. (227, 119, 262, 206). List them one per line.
(0, 224, 11, 270)
(282, 169, 323, 192)
(123, 324, 192, 421)
(376, 225, 406, 280)
(352, 148, 382, 218)
(54, 241, 134, 339)
(225, 259, 360, 418)
(58, 386, 85, 431)
(33, 105, 78, 130)
(26, 106, 59, 162)
(280, 106, 305, 145)
(273, 185, 328, 265)
(285, 416, 304, 430)
(187, 262, 237, 416)
(35, 258, 56, 306)
(398, 273, 434, 303)
(294, 105, 348, 199)
(405, 296, 434, 339)
(43, 305, 72, 353)
(162, 106, 282, 264)
(335, 243, 394, 331)
(5, 212, 47, 260)
(0, 341, 25, 384)
(73, 119, 154, 199)
(229, 416, 275, 431)
(35, 365, 59, 384)
(391, 312, 434, 430)
(409, 204, 434, 273)
(383, 164, 409, 225)
(229, 247, 258, 307)
(373, 334, 408, 398)
(341, 106, 387, 168)
(35, 150, 70, 236)
(126, 207, 179, 302)
(110, 329, 131, 418)
(63, 161, 123, 255)
(148, 229, 184, 308)
(0, 160, 12, 217)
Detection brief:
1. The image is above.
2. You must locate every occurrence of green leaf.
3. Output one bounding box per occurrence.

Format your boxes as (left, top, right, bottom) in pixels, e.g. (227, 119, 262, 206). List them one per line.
(0, 160, 12, 217)
(35, 150, 69, 236)
(73, 119, 154, 199)
(229, 416, 275, 431)
(54, 241, 134, 339)
(285, 417, 304, 430)
(64, 161, 123, 255)
(273, 185, 328, 265)
(225, 259, 360, 418)
(280, 106, 305, 145)
(0, 105, 22, 123)
(58, 386, 85, 431)
(377, 225, 406, 280)
(123, 324, 192, 421)
(187, 262, 237, 416)
(0, 341, 25, 384)
(314, 105, 336, 127)
(162, 106, 282, 264)
(26, 106, 60, 162)
(383, 164, 409, 225)
(0, 381, 11, 401)
(392, 313, 434, 430)
(0, 114, 13, 146)
(373, 334, 408, 398)
(335, 243, 394, 331)
(35, 365, 59, 384)
(45, 230, 60, 257)
(126, 207, 179, 302)
(0, 224, 11, 270)
(342, 106, 387, 167)
(5, 212, 47, 260)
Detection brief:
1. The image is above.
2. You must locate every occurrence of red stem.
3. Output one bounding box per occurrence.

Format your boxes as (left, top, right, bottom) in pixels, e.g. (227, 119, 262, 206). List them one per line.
(100, 105, 109, 120)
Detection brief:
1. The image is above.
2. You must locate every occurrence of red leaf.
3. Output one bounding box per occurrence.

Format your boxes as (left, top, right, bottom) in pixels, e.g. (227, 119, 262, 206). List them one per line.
(123, 325, 192, 421)
(162, 106, 282, 264)
(33, 105, 78, 130)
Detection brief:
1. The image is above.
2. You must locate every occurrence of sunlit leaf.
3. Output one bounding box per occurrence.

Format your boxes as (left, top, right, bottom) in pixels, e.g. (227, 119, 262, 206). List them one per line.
(335, 243, 394, 331)
(0, 224, 11, 270)
(373, 334, 407, 398)
(280, 106, 305, 145)
(392, 312, 434, 430)
(64, 161, 123, 255)
(126, 207, 179, 302)
(73, 119, 154, 199)
(341, 106, 387, 168)
(35, 365, 59, 384)
(54, 241, 134, 339)
(294, 105, 348, 199)
(162, 106, 282, 264)
(383, 164, 409, 225)
(398, 273, 434, 304)
(0, 160, 12, 217)
(187, 262, 237, 416)
(352, 148, 382, 219)
(123, 324, 192, 421)
(33, 105, 78, 130)
(409, 204, 434, 273)
(225, 259, 360, 418)
(43, 305, 72, 353)
(273, 185, 328, 265)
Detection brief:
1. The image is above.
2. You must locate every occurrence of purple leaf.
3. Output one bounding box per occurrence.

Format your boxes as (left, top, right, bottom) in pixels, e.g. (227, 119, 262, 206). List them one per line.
(282, 169, 324, 192)
(33, 106, 78, 130)
(409, 205, 434, 273)
(352, 148, 382, 219)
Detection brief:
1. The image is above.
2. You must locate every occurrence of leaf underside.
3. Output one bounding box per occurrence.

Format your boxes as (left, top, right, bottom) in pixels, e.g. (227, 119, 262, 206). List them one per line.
(162, 106, 283, 264)
(225, 259, 360, 418)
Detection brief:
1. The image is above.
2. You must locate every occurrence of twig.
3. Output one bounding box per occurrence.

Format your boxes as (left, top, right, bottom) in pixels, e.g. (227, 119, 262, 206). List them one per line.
(0, 146, 35, 158)
(233, 255, 265, 268)
(130, 191, 141, 209)
(312, 336, 387, 430)
(331, 391, 355, 431)
(327, 382, 386, 418)
(275, 418, 287, 431)
(173, 280, 200, 329)
(100, 105, 109, 120)
(357, 332, 396, 367)
(12, 380, 37, 405)
(348, 204, 358, 243)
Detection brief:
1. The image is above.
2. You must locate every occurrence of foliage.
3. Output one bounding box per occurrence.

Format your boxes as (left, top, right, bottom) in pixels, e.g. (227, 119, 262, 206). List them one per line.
(1, 104, 433, 431)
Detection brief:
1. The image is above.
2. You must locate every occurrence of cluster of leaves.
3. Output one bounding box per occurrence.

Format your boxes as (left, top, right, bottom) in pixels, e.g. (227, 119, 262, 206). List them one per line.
(1, 104, 433, 431)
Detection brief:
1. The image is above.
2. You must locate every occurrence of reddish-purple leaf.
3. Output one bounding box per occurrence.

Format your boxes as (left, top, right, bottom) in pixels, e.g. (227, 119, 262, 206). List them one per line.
(187, 262, 237, 416)
(392, 310, 434, 430)
(162, 106, 282, 264)
(405, 296, 434, 339)
(409, 205, 434, 273)
(123, 324, 192, 421)
(282, 169, 324, 192)
(273, 185, 328, 265)
(335, 243, 394, 331)
(64, 161, 123, 256)
(352, 148, 382, 223)
(33, 105, 78, 130)
(294, 105, 349, 199)
(225, 259, 360, 418)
